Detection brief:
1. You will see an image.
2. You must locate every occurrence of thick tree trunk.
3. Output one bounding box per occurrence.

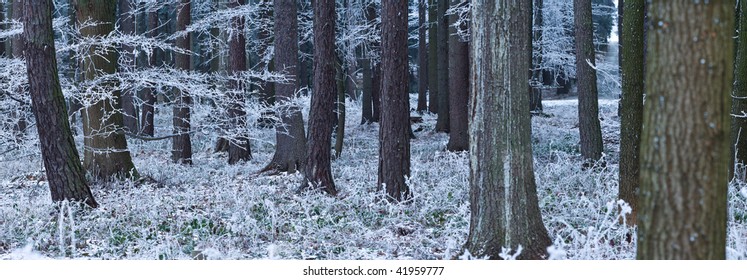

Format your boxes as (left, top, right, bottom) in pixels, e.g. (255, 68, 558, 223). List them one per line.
(372, 61, 382, 122)
(227, 0, 252, 164)
(732, 1, 747, 180)
(435, 0, 450, 132)
(530, 0, 543, 112)
(617, 0, 644, 226)
(263, 0, 307, 173)
(574, 0, 603, 163)
(427, 0, 438, 114)
(119, 0, 138, 133)
(140, 9, 159, 137)
(637, 0, 733, 260)
(24, 0, 98, 208)
(447, 0, 468, 152)
(417, 0, 428, 113)
(172, 0, 193, 164)
(378, 0, 411, 202)
(301, 0, 337, 195)
(78, 0, 138, 180)
(465, 0, 551, 260)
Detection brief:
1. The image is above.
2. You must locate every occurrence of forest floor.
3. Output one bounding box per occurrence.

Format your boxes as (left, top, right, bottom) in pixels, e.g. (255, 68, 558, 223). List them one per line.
(1, 95, 746, 260)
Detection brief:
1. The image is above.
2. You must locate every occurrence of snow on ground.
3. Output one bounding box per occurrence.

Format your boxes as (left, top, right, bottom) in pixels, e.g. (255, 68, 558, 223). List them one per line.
(0, 95, 745, 260)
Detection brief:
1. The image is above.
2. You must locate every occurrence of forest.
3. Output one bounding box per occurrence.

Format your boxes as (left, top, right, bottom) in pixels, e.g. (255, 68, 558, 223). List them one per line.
(0, 0, 746, 260)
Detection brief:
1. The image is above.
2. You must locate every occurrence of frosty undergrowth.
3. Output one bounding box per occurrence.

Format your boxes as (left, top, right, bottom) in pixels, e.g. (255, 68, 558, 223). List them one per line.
(1, 96, 745, 260)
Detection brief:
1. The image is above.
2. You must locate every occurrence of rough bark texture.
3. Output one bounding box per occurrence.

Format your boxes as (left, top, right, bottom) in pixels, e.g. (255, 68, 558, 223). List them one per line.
(465, 0, 551, 260)
(263, 0, 307, 173)
(301, 0, 337, 195)
(119, 0, 138, 133)
(574, 0, 603, 163)
(530, 0, 543, 112)
(447, 0, 469, 152)
(417, 0, 428, 113)
(378, 0, 411, 202)
(435, 0, 450, 132)
(732, 0, 747, 180)
(617, 0, 644, 226)
(227, 0, 252, 164)
(140, 9, 159, 137)
(78, 0, 138, 180)
(637, 0, 733, 260)
(24, 0, 98, 208)
(427, 0, 438, 114)
(172, 0, 193, 164)
(372, 61, 382, 122)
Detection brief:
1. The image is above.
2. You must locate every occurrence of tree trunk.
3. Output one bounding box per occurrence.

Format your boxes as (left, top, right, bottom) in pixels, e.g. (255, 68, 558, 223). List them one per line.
(140, 8, 159, 137)
(335, 58, 346, 159)
(263, 0, 307, 173)
(465, 0, 551, 260)
(119, 0, 138, 133)
(427, 0, 438, 114)
(361, 50, 374, 124)
(617, 0, 644, 227)
(172, 0, 193, 164)
(530, 0, 543, 112)
(301, 0, 337, 195)
(257, 0, 275, 107)
(24, 0, 98, 208)
(78, 0, 138, 180)
(574, 0, 603, 163)
(435, 0, 450, 132)
(447, 0, 469, 152)
(378, 0, 411, 202)
(372, 61, 382, 122)
(417, 0, 428, 113)
(11, 0, 27, 139)
(227, 0, 252, 164)
(637, 0, 733, 260)
(732, 0, 747, 180)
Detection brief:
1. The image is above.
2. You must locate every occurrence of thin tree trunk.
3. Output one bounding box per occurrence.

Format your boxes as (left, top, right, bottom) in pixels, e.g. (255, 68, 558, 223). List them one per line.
(361, 50, 373, 124)
(11, 0, 27, 139)
(617, 0, 644, 226)
(227, 0, 252, 164)
(427, 0, 438, 114)
(379, 0, 411, 202)
(466, 0, 551, 260)
(372, 61, 382, 122)
(417, 0, 428, 113)
(78, 0, 138, 180)
(172, 0, 193, 164)
(435, 0, 450, 132)
(530, 0, 543, 112)
(140, 9, 159, 137)
(637, 0, 733, 260)
(119, 0, 138, 133)
(447, 0, 468, 152)
(25, 0, 98, 208)
(574, 0, 603, 163)
(301, 0, 338, 195)
(335, 58, 346, 159)
(732, 0, 747, 180)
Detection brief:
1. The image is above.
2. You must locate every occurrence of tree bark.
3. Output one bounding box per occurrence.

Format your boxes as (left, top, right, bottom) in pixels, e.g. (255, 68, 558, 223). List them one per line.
(465, 0, 551, 260)
(378, 0, 411, 202)
(11, 0, 27, 139)
(417, 0, 428, 113)
(617, 0, 644, 226)
(227, 0, 252, 164)
(428, 0, 438, 114)
(119, 0, 138, 133)
(637, 0, 733, 260)
(263, 0, 307, 173)
(447, 0, 469, 152)
(530, 0, 543, 112)
(24, 0, 98, 208)
(140, 8, 159, 137)
(435, 0, 450, 132)
(78, 0, 138, 180)
(574, 0, 603, 163)
(361, 49, 374, 124)
(172, 0, 193, 164)
(301, 0, 338, 195)
(732, 0, 747, 180)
